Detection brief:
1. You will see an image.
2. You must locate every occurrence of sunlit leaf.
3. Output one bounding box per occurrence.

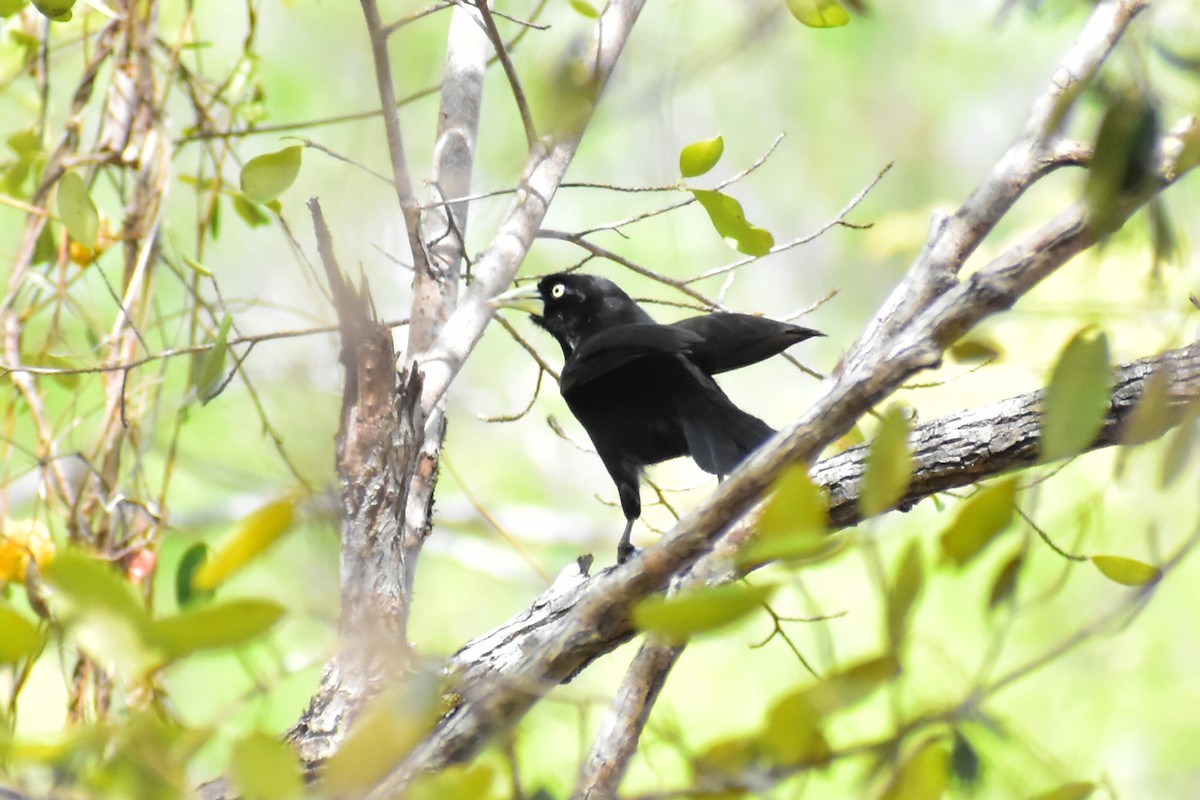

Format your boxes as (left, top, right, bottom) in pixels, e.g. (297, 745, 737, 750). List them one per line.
(680, 135, 725, 178)
(566, 0, 599, 15)
(0, 605, 42, 664)
(806, 654, 898, 716)
(232, 192, 271, 227)
(1091, 555, 1161, 587)
(57, 172, 99, 249)
(786, 0, 850, 28)
(633, 582, 775, 640)
(230, 732, 304, 800)
(887, 540, 923, 647)
(193, 497, 296, 590)
(175, 543, 214, 608)
(739, 465, 828, 567)
(987, 552, 1023, 612)
(182, 255, 213, 277)
(1029, 781, 1096, 800)
(690, 189, 776, 257)
(762, 691, 830, 767)
(190, 314, 233, 403)
(1041, 329, 1112, 462)
(860, 405, 912, 517)
(939, 479, 1018, 568)
(240, 145, 302, 204)
(880, 738, 950, 800)
(30, 0, 73, 21)
(1121, 367, 1174, 446)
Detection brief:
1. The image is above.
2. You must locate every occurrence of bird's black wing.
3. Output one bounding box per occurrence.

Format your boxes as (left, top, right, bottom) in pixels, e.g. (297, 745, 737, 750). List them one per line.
(670, 313, 823, 375)
(560, 323, 703, 393)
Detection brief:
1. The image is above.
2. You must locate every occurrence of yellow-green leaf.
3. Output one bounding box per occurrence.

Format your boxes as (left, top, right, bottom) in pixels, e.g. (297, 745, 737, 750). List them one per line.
(806, 654, 898, 716)
(0, 605, 41, 664)
(691, 189, 775, 257)
(0, 1, 28, 21)
(1085, 93, 1158, 236)
(939, 478, 1018, 568)
(1160, 413, 1197, 487)
(191, 314, 233, 403)
(633, 582, 775, 640)
(887, 540, 923, 647)
(762, 691, 830, 767)
(31, 0, 73, 21)
(880, 739, 950, 800)
(566, 0, 598, 18)
(230, 732, 304, 800)
(987, 552, 1023, 612)
(860, 405, 912, 517)
(408, 765, 496, 800)
(1041, 329, 1112, 462)
(192, 497, 296, 590)
(232, 192, 271, 226)
(739, 465, 828, 567)
(786, 0, 850, 28)
(1091, 555, 1161, 587)
(151, 599, 284, 661)
(680, 135, 725, 178)
(240, 145, 302, 204)
(1029, 781, 1096, 800)
(1121, 367, 1173, 446)
(949, 335, 1003, 363)
(57, 172, 99, 249)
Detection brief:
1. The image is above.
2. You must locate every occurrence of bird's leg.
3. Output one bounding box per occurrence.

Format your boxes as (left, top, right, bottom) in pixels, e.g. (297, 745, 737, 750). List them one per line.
(617, 518, 637, 563)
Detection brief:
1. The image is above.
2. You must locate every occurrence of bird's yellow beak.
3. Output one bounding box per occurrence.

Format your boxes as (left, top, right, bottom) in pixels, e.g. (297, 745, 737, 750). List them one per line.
(489, 283, 543, 316)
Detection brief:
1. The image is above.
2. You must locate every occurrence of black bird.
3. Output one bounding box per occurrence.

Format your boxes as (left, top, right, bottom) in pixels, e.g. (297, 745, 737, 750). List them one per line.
(493, 273, 823, 562)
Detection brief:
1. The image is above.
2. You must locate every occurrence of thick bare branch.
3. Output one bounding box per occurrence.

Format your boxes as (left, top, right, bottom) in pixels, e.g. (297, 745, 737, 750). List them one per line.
(418, 0, 649, 415)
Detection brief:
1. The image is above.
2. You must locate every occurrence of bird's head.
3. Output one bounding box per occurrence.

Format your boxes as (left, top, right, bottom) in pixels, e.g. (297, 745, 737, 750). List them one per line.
(491, 273, 653, 356)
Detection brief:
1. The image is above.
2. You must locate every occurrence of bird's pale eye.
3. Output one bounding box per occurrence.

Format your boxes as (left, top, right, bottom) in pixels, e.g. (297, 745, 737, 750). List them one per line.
(550, 283, 566, 299)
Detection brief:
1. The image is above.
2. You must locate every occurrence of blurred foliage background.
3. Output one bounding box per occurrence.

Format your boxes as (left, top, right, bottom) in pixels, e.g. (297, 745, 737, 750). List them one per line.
(1, 0, 1199, 797)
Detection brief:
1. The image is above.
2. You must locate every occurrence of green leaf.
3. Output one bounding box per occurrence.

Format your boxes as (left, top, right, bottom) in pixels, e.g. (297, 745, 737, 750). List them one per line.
(408, 765, 497, 800)
(1041, 329, 1112, 462)
(0, 0, 29, 18)
(175, 543, 214, 608)
(1121, 367, 1174, 446)
(633, 582, 776, 640)
(949, 335, 1003, 363)
(762, 691, 830, 767)
(690, 189, 776, 257)
(987, 552, 1023, 612)
(806, 654, 899, 716)
(150, 599, 284, 661)
(739, 465, 829, 567)
(1085, 93, 1159, 236)
(1160, 413, 1197, 487)
(182, 255, 213, 278)
(860, 405, 912, 517)
(951, 731, 980, 786)
(1091, 555, 1161, 587)
(566, 0, 598, 19)
(1029, 781, 1096, 800)
(57, 172, 99, 249)
(679, 135, 725, 178)
(191, 314, 233, 403)
(886, 540, 923, 647)
(240, 145, 302, 204)
(30, 0, 73, 21)
(0, 604, 42, 664)
(231, 192, 270, 227)
(786, 0, 850, 28)
(880, 739, 950, 800)
(193, 497, 295, 590)
(938, 479, 1018, 568)
(230, 732, 305, 800)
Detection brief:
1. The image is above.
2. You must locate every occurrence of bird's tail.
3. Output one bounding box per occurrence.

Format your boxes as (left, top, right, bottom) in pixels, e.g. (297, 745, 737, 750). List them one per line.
(682, 403, 774, 477)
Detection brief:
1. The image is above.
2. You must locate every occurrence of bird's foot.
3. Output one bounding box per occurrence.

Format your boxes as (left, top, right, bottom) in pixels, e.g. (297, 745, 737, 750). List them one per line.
(616, 540, 638, 564)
